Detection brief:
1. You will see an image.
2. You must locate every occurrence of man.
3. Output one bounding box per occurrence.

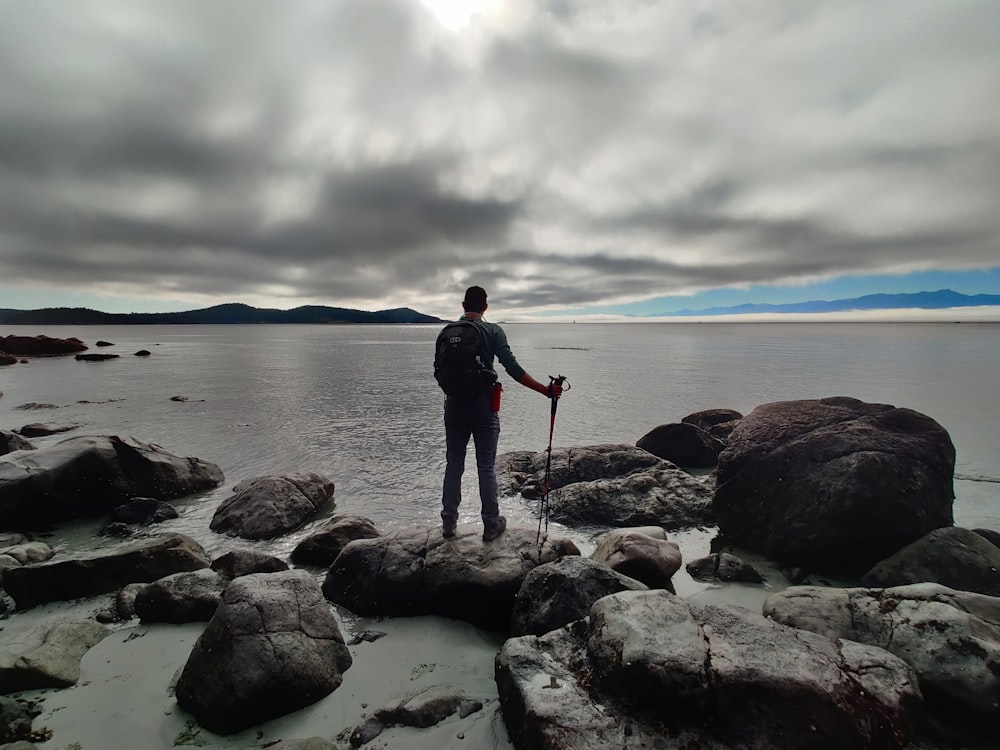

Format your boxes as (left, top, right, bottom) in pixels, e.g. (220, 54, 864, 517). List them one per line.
(439, 285, 564, 541)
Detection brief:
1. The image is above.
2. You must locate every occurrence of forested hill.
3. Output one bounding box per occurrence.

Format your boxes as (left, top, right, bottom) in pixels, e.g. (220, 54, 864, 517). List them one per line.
(0, 303, 444, 325)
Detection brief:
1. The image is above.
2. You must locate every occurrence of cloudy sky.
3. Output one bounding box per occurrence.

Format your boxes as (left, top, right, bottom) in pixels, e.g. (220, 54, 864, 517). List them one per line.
(1, 0, 998, 320)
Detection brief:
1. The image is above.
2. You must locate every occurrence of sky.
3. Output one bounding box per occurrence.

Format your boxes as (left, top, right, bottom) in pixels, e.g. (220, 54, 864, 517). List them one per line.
(1, 0, 999, 321)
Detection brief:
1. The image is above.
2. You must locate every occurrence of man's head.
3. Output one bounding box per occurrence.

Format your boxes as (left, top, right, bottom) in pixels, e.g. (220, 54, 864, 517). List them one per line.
(462, 285, 488, 313)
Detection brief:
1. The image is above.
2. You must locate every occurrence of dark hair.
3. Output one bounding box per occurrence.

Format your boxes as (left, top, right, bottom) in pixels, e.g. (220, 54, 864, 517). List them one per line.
(462, 285, 488, 313)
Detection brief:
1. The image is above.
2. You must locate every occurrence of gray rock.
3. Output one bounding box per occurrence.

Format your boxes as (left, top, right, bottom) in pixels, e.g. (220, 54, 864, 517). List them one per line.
(548, 465, 715, 529)
(686, 552, 765, 583)
(0, 432, 33, 456)
(0, 620, 109, 693)
(2, 533, 211, 609)
(0, 335, 86, 356)
(497, 590, 921, 749)
(862, 527, 1000, 595)
(175, 570, 352, 735)
(713, 397, 955, 574)
(974, 528, 1000, 548)
(210, 549, 289, 579)
(764, 583, 1000, 719)
(291, 515, 380, 566)
(636, 422, 724, 468)
(511, 556, 647, 636)
(261, 739, 336, 750)
(0, 434, 224, 528)
(210, 472, 334, 539)
(134, 569, 225, 623)
(497, 444, 663, 498)
(323, 525, 580, 630)
(590, 528, 681, 589)
(74, 353, 119, 361)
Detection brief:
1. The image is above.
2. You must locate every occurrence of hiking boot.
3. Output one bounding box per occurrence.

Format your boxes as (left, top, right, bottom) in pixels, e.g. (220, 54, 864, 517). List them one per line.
(482, 515, 507, 542)
(442, 516, 457, 539)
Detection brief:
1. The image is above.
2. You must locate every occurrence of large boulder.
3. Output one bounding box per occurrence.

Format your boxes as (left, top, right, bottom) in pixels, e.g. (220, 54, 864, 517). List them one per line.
(861, 527, 1000, 596)
(210, 549, 288, 579)
(0, 432, 33, 456)
(0, 353, 16, 366)
(210, 472, 334, 539)
(0, 620, 109, 693)
(636, 422, 724, 468)
(497, 590, 921, 749)
(322, 525, 580, 630)
(0, 335, 87, 356)
(133, 569, 225, 623)
(291, 515, 380, 566)
(686, 552, 765, 583)
(0, 435, 224, 528)
(2, 533, 211, 609)
(510, 556, 647, 636)
(175, 570, 352, 735)
(590, 528, 681, 589)
(713, 397, 955, 574)
(764, 583, 1000, 720)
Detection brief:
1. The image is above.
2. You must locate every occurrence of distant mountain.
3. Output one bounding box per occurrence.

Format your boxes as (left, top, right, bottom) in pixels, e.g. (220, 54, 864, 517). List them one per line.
(652, 290, 1000, 317)
(0, 303, 445, 325)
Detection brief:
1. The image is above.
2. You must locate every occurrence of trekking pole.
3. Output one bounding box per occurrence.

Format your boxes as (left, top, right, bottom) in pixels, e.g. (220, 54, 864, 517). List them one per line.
(537, 375, 570, 551)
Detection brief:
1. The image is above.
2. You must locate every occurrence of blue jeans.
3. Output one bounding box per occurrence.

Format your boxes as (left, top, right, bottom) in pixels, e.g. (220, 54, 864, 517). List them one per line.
(442, 393, 501, 523)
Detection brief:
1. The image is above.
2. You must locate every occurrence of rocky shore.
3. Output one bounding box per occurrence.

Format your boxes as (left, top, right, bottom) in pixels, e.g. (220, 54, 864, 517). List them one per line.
(1, 386, 998, 749)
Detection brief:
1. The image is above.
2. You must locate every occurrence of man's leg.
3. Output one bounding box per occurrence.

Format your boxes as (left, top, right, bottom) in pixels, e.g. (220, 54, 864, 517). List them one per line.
(442, 398, 472, 531)
(471, 403, 501, 521)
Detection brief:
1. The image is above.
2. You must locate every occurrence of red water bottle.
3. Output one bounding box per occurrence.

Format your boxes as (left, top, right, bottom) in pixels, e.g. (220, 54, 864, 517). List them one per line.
(491, 382, 502, 412)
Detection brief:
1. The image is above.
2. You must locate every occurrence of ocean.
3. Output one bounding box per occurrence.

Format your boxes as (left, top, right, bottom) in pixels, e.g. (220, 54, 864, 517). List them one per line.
(1, 322, 998, 584)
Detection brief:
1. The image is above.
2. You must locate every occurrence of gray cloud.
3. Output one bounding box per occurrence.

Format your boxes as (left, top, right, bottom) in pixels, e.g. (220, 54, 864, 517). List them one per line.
(1, 0, 998, 317)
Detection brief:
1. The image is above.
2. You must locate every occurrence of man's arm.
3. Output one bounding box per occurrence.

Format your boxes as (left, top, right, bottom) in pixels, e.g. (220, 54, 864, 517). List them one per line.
(518, 373, 563, 399)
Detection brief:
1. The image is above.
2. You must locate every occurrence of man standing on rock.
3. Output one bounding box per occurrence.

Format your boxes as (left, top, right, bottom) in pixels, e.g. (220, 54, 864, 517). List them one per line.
(435, 286, 564, 541)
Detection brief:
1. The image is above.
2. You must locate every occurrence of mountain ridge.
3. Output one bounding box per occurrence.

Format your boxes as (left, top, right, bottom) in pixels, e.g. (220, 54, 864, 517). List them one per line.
(649, 289, 1000, 317)
(0, 303, 445, 325)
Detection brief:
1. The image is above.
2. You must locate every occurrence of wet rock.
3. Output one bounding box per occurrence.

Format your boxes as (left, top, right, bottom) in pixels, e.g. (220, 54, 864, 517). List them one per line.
(210, 472, 335, 540)
(974, 528, 1000, 548)
(0, 542, 52, 566)
(95, 341, 114, 347)
(74, 353, 119, 362)
(498, 444, 662, 497)
(0, 620, 110, 692)
(291, 515, 380, 566)
(323, 525, 579, 630)
(133, 350, 151, 357)
(175, 570, 352, 735)
(2, 533, 211, 608)
(210, 549, 288, 579)
(0, 695, 39, 743)
(636, 422, 724, 468)
(98, 522, 133, 538)
(714, 397, 955, 575)
(511, 555, 647, 636)
(591, 528, 681, 589)
(0, 354, 15, 367)
(0, 434, 224, 528)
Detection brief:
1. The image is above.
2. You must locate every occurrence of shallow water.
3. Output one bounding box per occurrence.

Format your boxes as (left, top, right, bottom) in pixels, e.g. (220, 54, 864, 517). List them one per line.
(1, 321, 998, 598)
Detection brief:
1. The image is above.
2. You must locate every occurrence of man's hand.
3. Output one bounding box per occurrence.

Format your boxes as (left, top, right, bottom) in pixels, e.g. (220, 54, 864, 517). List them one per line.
(547, 382, 564, 399)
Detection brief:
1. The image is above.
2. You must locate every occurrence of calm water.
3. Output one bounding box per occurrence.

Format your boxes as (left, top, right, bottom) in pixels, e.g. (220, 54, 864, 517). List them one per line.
(1, 322, 998, 584)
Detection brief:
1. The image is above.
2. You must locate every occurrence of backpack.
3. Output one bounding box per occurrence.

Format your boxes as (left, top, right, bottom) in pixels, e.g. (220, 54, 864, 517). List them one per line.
(434, 320, 498, 397)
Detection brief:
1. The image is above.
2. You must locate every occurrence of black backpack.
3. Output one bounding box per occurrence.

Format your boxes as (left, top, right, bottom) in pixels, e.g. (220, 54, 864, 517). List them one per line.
(434, 320, 498, 397)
